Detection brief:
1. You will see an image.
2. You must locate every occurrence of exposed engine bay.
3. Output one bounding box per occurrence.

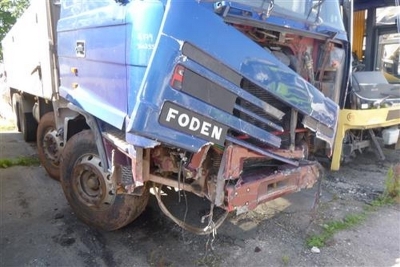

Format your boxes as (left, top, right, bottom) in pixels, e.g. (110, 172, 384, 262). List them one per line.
(234, 23, 345, 152)
(125, 20, 344, 233)
(109, 1, 347, 234)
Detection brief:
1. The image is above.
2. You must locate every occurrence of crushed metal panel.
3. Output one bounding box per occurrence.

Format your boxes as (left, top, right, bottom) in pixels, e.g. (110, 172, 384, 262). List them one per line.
(225, 163, 321, 213)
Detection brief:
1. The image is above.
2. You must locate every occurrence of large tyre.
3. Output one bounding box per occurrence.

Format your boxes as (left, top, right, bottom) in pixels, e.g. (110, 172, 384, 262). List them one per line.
(37, 112, 62, 181)
(12, 94, 21, 132)
(13, 93, 37, 142)
(60, 130, 149, 231)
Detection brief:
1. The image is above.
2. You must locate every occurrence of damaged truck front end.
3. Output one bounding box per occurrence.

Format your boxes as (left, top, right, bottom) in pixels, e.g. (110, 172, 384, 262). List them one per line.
(56, 0, 348, 232)
(122, 0, 347, 232)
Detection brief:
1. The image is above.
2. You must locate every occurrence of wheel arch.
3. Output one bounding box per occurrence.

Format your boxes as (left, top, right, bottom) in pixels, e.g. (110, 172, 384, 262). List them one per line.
(59, 129, 150, 231)
(63, 104, 109, 172)
(10, 89, 54, 124)
(36, 98, 54, 122)
(11, 89, 36, 114)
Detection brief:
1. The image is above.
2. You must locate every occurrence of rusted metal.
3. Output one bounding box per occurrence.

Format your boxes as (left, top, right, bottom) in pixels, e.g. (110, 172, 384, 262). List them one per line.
(225, 162, 320, 213)
(148, 174, 204, 197)
(224, 144, 306, 178)
(270, 147, 307, 159)
(215, 144, 230, 206)
(130, 148, 144, 187)
(151, 146, 179, 173)
(102, 136, 149, 194)
(187, 145, 211, 192)
(110, 147, 151, 195)
(188, 145, 210, 171)
(123, 148, 151, 194)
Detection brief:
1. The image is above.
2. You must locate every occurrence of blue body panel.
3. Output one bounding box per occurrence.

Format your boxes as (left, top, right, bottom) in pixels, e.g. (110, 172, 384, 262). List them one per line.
(58, 2, 128, 129)
(125, 0, 341, 151)
(125, 1, 164, 115)
(57, 0, 346, 152)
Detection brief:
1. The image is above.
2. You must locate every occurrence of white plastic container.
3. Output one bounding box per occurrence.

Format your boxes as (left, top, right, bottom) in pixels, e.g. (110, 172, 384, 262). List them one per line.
(382, 127, 400, 145)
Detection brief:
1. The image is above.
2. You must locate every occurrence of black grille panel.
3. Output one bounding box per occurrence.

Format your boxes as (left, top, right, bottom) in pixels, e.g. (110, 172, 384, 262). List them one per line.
(181, 42, 293, 150)
(235, 79, 291, 146)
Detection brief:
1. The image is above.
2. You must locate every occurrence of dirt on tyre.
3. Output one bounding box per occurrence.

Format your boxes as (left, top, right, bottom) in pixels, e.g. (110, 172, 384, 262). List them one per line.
(37, 112, 62, 180)
(60, 130, 149, 231)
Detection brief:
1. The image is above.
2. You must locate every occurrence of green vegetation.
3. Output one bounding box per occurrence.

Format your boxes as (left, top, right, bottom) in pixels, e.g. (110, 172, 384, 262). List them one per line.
(367, 165, 400, 210)
(147, 250, 173, 267)
(0, 119, 16, 131)
(383, 165, 400, 202)
(281, 254, 290, 266)
(195, 253, 222, 267)
(0, 156, 40, 168)
(306, 212, 367, 248)
(307, 165, 400, 248)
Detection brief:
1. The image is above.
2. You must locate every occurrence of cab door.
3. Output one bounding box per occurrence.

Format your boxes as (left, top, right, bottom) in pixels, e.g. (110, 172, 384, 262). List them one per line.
(58, 0, 128, 129)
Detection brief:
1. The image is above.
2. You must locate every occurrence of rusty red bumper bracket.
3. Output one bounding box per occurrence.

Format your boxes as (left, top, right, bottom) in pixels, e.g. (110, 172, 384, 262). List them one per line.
(225, 163, 321, 213)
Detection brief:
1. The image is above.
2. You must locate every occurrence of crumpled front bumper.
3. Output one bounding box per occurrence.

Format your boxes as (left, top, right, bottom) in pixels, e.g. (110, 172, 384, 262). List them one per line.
(219, 144, 322, 213)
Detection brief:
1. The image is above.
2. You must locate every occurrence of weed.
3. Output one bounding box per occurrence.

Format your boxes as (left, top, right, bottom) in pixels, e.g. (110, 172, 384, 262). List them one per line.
(383, 165, 400, 202)
(306, 212, 367, 248)
(307, 166, 400, 248)
(306, 234, 326, 248)
(0, 156, 40, 168)
(195, 252, 222, 267)
(281, 254, 290, 266)
(147, 250, 173, 267)
(0, 158, 13, 168)
(343, 213, 366, 226)
(0, 120, 16, 131)
(366, 196, 394, 211)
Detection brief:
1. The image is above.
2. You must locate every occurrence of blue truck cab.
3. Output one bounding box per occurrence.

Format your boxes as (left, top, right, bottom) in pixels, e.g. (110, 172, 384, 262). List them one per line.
(4, 0, 349, 231)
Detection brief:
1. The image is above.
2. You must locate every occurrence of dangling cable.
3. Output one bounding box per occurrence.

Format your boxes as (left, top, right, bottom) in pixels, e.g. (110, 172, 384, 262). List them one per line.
(152, 182, 229, 235)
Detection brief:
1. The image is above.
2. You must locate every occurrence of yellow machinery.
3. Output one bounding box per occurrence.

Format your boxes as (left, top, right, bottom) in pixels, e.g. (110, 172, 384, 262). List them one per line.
(331, 107, 400, 170)
(330, 3, 400, 170)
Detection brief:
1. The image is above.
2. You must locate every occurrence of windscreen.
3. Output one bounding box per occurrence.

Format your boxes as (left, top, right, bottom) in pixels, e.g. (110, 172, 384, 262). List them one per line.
(231, 0, 345, 31)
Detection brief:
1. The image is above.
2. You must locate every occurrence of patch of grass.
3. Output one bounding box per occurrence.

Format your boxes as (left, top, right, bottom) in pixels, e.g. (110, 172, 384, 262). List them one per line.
(306, 234, 326, 248)
(195, 253, 222, 267)
(0, 156, 40, 168)
(0, 115, 16, 132)
(281, 254, 290, 266)
(366, 196, 394, 211)
(147, 249, 173, 267)
(307, 166, 400, 248)
(383, 165, 400, 202)
(306, 212, 367, 248)
(0, 119, 16, 131)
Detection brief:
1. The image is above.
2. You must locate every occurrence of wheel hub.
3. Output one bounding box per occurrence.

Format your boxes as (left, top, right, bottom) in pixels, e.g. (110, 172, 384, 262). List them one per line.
(43, 129, 63, 166)
(73, 155, 115, 210)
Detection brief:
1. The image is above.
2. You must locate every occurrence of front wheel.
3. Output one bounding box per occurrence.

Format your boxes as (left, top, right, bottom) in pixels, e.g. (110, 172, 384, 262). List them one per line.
(60, 130, 149, 231)
(37, 112, 62, 180)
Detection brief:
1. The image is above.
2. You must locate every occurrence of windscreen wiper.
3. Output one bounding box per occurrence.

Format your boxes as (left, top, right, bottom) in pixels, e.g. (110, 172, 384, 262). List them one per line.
(260, 0, 274, 18)
(306, 0, 326, 25)
(213, 0, 275, 18)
